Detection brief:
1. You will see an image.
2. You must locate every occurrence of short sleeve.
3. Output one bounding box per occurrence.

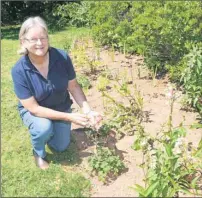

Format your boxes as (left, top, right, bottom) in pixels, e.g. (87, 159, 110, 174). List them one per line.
(65, 54, 76, 80)
(11, 67, 32, 100)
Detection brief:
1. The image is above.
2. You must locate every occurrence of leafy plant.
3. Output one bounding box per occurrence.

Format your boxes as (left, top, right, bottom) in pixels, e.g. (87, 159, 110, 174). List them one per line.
(70, 40, 89, 71)
(101, 72, 144, 137)
(52, 2, 93, 28)
(88, 146, 125, 183)
(85, 123, 112, 148)
(77, 74, 91, 91)
(70, 38, 102, 75)
(84, 123, 125, 183)
(133, 126, 202, 197)
(88, 59, 102, 74)
(181, 44, 202, 117)
(166, 59, 187, 84)
(96, 76, 110, 91)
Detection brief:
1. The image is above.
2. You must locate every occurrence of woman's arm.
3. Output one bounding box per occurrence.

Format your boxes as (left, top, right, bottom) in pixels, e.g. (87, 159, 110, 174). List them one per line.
(68, 78, 103, 129)
(68, 78, 92, 114)
(20, 96, 88, 126)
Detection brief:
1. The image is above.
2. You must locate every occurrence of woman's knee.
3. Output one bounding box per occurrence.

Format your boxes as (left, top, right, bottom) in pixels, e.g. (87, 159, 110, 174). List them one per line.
(53, 139, 70, 152)
(31, 118, 53, 138)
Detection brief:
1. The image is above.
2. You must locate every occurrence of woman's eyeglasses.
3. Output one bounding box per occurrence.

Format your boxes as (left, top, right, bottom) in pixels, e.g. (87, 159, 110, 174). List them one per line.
(24, 37, 48, 43)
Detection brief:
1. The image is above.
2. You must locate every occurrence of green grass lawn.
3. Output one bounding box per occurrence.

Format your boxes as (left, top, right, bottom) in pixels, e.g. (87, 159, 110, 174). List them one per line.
(2, 26, 92, 197)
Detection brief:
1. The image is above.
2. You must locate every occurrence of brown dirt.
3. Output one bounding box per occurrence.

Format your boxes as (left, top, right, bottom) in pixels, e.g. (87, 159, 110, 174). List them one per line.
(68, 41, 202, 197)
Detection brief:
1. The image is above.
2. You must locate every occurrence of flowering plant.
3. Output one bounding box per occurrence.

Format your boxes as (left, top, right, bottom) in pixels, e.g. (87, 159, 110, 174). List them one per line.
(132, 84, 202, 197)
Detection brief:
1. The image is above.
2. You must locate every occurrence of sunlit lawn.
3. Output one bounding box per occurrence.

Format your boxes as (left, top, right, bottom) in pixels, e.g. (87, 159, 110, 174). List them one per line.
(1, 26, 92, 197)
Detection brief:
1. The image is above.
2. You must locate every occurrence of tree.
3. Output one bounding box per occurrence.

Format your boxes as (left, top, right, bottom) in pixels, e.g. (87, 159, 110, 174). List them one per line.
(1, 1, 69, 26)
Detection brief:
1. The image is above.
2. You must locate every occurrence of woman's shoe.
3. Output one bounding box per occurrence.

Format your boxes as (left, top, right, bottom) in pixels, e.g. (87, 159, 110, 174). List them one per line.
(33, 150, 49, 170)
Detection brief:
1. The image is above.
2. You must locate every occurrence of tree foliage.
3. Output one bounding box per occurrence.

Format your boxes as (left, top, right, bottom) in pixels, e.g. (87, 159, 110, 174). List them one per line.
(1, 1, 69, 28)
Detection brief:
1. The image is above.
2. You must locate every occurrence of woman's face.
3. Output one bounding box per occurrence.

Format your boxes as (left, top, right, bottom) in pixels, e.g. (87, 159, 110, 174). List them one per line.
(22, 25, 49, 57)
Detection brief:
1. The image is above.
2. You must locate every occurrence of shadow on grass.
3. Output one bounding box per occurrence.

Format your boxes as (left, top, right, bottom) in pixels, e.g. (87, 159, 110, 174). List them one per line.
(46, 132, 82, 166)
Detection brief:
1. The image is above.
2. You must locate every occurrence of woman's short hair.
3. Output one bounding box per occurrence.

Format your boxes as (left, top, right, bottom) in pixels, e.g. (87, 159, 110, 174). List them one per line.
(18, 16, 48, 55)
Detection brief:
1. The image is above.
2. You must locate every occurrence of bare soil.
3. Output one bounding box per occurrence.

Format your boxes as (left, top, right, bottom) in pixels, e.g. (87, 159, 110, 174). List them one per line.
(67, 42, 202, 197)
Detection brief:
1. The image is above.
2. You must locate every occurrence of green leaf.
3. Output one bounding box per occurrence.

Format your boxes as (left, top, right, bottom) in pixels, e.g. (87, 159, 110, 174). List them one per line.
(193, 138, 202, 157)
(165, 144, 172, 157)
(197, 58, 201, 68)
(131, 139, 141, 151)
(130, 184, 147, 197)
(190, 123, 202, 129)
(167, 175, 179, 190)
(190, 175, 201, 189)
(195, 147, 202, 157)
(145, 181, 159, 197)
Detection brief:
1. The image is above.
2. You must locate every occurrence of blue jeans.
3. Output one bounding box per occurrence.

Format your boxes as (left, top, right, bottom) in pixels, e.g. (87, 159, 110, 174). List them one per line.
(19, 108, 72, 158)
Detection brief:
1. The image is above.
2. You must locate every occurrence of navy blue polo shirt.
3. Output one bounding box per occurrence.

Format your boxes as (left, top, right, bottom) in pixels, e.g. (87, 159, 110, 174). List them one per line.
(11, 47, 76, 112)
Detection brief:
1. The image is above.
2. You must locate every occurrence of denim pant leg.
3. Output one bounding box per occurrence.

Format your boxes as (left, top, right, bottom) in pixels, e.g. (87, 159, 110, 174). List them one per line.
(47, 108, 72, 152)
(20, 108, 54, 158)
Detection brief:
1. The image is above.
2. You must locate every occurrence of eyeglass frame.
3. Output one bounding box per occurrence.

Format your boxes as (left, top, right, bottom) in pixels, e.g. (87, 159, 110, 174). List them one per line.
(24, 37, 49, 43)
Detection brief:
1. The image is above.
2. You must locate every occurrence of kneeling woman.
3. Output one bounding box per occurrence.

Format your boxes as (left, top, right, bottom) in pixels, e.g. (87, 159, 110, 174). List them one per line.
(11, 16, 102, 170)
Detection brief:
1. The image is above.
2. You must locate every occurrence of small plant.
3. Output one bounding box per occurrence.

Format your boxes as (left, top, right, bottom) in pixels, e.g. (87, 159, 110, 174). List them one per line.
(88, 59, 102, 74)
(109, 45, 115, 62)
(151, 64, 158, 87)
(77, 74, 91, 91)
(71, 38, 103, 75)
(96, 76, 110, 91)
(87, 43, 103, 74)
(88, 146, 125, 183)
(85, 123, 112, 147)
(85, 123, 125, 183)
(92, 42, 101, 60)
(101, 74, 144, 137)
(166, 59, 187, 83)
(71, 44, 89, 71)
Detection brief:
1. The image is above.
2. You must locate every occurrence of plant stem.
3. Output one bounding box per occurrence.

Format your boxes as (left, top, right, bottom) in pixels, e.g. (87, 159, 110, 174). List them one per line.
(168, 99, 174, 133)
(142, 153, 147, 188)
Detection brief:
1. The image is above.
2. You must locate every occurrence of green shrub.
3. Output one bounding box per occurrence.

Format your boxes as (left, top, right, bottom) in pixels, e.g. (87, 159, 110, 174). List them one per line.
(90, 2, 132, 48)
(128, 2, 201, 70)
(90, 1, 202, 72)
(52, 2, 93, 28)
(166, 60, 187, 84)
(181, 44, 202, 116)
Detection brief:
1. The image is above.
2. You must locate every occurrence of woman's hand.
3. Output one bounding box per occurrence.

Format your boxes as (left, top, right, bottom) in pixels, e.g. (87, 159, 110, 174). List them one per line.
(86, 111, 103, 130)
(67, 113, 89, 127)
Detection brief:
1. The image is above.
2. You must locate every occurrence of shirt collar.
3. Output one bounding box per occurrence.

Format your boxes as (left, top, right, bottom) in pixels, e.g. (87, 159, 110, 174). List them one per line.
(23, 47, 57, 71)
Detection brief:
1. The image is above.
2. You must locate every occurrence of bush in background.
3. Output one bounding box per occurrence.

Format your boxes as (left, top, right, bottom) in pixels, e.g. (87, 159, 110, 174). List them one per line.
(181, 44, 202, 117)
